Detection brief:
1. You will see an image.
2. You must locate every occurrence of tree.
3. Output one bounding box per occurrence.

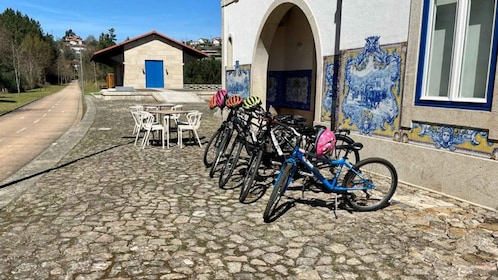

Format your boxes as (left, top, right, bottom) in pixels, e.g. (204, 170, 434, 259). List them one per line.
(0, 8, 46, 92)
(98, 28, 117, 49)
(184, 58, 221, 84)
(64, 29, 76, 39)
(20, 34, 51, 88)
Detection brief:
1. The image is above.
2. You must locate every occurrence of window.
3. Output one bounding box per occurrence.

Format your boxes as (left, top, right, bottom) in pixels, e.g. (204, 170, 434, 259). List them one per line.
(416, 0, 498, 110)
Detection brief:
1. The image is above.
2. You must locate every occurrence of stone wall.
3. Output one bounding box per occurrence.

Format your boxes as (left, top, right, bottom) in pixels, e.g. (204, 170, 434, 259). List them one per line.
(183, 84, 222, 91)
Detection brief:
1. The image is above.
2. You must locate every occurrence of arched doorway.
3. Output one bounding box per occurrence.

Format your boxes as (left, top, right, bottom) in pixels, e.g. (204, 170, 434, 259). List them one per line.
(252, 3, 317, 124)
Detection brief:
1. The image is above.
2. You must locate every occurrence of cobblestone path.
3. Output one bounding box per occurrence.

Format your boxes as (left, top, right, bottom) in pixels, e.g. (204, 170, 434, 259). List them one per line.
(0, 97, 497, 279)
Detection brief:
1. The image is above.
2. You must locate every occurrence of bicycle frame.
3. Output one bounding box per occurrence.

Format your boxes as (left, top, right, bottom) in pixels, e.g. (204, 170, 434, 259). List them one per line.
(279, 145, 374, 193)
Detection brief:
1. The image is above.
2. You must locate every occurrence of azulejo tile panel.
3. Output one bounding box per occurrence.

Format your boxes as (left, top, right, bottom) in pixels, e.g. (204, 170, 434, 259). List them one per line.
(321, 55, 339, 123)
(339, 36, 406, 137)
(406, 122, 498, 158)
(226, 61, 251, 98)
(267, 70, 312, 110)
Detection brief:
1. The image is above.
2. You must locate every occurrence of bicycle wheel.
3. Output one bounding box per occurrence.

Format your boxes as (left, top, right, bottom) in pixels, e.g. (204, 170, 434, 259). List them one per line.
(334, 134, 360, 164)
(263, 162, 293, 222)
(240, 148, 263, 202)
(209, 127, 233, 178)
(203, 127, 223, 167)
(342, 157, 398, 211)
(218, 138, 244, 188)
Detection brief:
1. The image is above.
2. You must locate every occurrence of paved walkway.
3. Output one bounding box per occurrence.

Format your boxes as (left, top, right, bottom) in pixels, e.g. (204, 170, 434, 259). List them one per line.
(0, 97, 497, 279)
(0, 81, 83, 182)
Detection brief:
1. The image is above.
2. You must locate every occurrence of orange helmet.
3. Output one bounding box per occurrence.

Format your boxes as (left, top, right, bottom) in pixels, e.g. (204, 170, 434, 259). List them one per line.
(225, 95, 244, 108)
(208, 94, 217, 109)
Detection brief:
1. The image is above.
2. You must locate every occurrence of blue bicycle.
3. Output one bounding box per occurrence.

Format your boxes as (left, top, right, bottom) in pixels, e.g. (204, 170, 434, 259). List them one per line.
(263, 125, 398, 222)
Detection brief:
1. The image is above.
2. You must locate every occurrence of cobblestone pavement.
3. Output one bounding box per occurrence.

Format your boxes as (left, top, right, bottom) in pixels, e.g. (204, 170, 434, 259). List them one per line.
(0, 97, 497, 280)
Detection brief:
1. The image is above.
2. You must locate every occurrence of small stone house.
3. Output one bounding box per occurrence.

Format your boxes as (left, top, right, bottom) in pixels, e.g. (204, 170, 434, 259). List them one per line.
(91, 30, 209, 89)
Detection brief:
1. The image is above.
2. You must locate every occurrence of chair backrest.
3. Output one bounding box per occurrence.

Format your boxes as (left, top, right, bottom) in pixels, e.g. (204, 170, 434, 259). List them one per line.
(144, 104, 159, 111)
(186, 112, 202, 129)
(131, 111, 142, 126)
(141, 112, 155, 130)
(171, 105, 183, 111)
(170, 104, 184, 120)
(129, 105, 144, 112)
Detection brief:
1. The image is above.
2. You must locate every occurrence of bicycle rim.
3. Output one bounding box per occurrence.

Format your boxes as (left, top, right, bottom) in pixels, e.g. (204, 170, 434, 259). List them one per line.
(219, 139, 243, 188)
(203, 127, 222, 167)
(240, 148, 263, 202)
(209, 128, 232, 178)
(334, 134, 360, 164)
(343, 157, 397, 211)
(263, 162, 293, 222)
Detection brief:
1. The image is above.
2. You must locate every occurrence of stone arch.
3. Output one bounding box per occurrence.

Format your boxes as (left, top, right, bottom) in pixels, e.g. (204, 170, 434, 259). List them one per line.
(252, 0, 322, 124)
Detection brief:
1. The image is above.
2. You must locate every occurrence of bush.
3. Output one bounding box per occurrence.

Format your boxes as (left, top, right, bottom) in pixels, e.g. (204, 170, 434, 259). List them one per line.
(184, 58, 221, 84)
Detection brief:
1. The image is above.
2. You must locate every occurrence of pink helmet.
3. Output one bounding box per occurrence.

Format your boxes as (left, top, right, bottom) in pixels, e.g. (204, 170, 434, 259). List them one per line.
(315, 127, 336, 157)
(215, 89, 227, 108)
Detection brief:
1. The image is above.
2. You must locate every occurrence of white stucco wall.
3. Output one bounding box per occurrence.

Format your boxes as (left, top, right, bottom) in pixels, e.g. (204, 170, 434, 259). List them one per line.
(223, 0, 341, 68)
(340, 0, 411, 49)
(223, 0, 410, 69)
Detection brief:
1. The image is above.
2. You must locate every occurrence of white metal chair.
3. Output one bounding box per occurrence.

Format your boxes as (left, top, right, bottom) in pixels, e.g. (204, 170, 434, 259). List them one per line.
(132, 110, 150, 146)
(140, 112, 165, 149)
(129, 105, 144, 136)
(177, 112, 203, 148)
(169, 104, 184, 126)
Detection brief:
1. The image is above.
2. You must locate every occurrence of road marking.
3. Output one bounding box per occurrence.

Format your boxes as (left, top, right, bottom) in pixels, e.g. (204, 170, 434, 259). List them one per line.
(33, 119, 40, 124)
(16, 127, 26, 134)
(43, 113, 47, 117)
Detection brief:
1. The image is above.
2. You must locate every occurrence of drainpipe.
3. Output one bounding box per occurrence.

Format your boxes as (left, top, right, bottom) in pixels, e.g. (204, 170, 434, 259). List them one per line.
(332, 0, 342, 129)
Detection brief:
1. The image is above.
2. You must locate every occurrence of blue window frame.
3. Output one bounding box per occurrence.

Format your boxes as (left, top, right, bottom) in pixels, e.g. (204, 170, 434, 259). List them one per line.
(416, 0, 498, 111)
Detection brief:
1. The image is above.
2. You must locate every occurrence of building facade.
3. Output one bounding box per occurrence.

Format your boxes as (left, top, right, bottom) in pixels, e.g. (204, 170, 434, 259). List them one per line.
(221, 0, 498, 209)
(92, 31, 209, 89)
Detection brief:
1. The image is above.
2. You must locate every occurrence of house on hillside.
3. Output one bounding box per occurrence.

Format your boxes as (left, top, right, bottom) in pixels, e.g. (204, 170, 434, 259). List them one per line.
(91, 30, 209, 89)
(65, 35, 86, 54)
(212, 37, 222, 46)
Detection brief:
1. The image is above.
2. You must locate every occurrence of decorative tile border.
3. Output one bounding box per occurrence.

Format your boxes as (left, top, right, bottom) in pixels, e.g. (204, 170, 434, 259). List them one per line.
(402, 122, 498, 159)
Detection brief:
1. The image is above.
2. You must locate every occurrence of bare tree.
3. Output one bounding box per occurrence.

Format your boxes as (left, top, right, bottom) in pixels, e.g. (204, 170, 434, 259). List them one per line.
(20, 34, 51, 89)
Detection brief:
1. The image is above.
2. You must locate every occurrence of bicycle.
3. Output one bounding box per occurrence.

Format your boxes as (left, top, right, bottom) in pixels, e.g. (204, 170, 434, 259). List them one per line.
(203, 106, 237, 168)
(239, 116, 360, 203)
(218, 107, 260, 188)
(239, 112, 313, 202)
(263, 124, 397, 223)
(206, 95, 245, 178)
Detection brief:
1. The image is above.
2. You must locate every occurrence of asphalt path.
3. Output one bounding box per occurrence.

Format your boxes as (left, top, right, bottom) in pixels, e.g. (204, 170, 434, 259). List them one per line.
(0, 81, 83, 183)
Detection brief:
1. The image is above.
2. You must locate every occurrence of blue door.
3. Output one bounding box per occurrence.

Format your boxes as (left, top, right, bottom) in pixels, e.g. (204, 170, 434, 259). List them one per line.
(145, 60, 164, 88)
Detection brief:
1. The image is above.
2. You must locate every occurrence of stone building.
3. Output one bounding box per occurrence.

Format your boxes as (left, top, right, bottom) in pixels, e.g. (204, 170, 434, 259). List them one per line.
(221, 0, 498, 209)
(91, 30, 209, 89)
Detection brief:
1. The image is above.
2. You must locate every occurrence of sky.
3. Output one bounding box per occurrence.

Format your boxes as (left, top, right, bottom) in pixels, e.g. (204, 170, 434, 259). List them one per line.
(0, 0, 221, 43)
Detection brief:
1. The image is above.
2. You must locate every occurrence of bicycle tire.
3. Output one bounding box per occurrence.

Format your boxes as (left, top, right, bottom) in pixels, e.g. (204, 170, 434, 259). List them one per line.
(209, 127, 233, 178)
(263, 162, 293, 222)
(218, 138, 244, 188)
(239, 148, 263, 202)
(203, 127, 223, 167)
(334, 134, 360, 164)
(342, 157, 398, 211)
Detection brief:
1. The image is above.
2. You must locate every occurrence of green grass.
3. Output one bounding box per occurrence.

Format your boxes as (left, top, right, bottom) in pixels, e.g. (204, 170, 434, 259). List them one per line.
(80, 81, 105, 95)
(0, 81, 105, 115)
(0, 85, 67, 115)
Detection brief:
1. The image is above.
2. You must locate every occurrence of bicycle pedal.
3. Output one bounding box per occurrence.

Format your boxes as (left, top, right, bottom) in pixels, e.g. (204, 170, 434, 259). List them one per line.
(297, 170, 313, 177)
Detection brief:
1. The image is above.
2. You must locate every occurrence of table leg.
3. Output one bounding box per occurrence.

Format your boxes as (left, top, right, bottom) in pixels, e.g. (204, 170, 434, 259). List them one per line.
(166, 116, 170, 149)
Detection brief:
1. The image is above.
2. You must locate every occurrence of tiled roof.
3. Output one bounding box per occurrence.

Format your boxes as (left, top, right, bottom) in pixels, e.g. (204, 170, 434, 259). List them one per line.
(91, 30, 209, 60)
